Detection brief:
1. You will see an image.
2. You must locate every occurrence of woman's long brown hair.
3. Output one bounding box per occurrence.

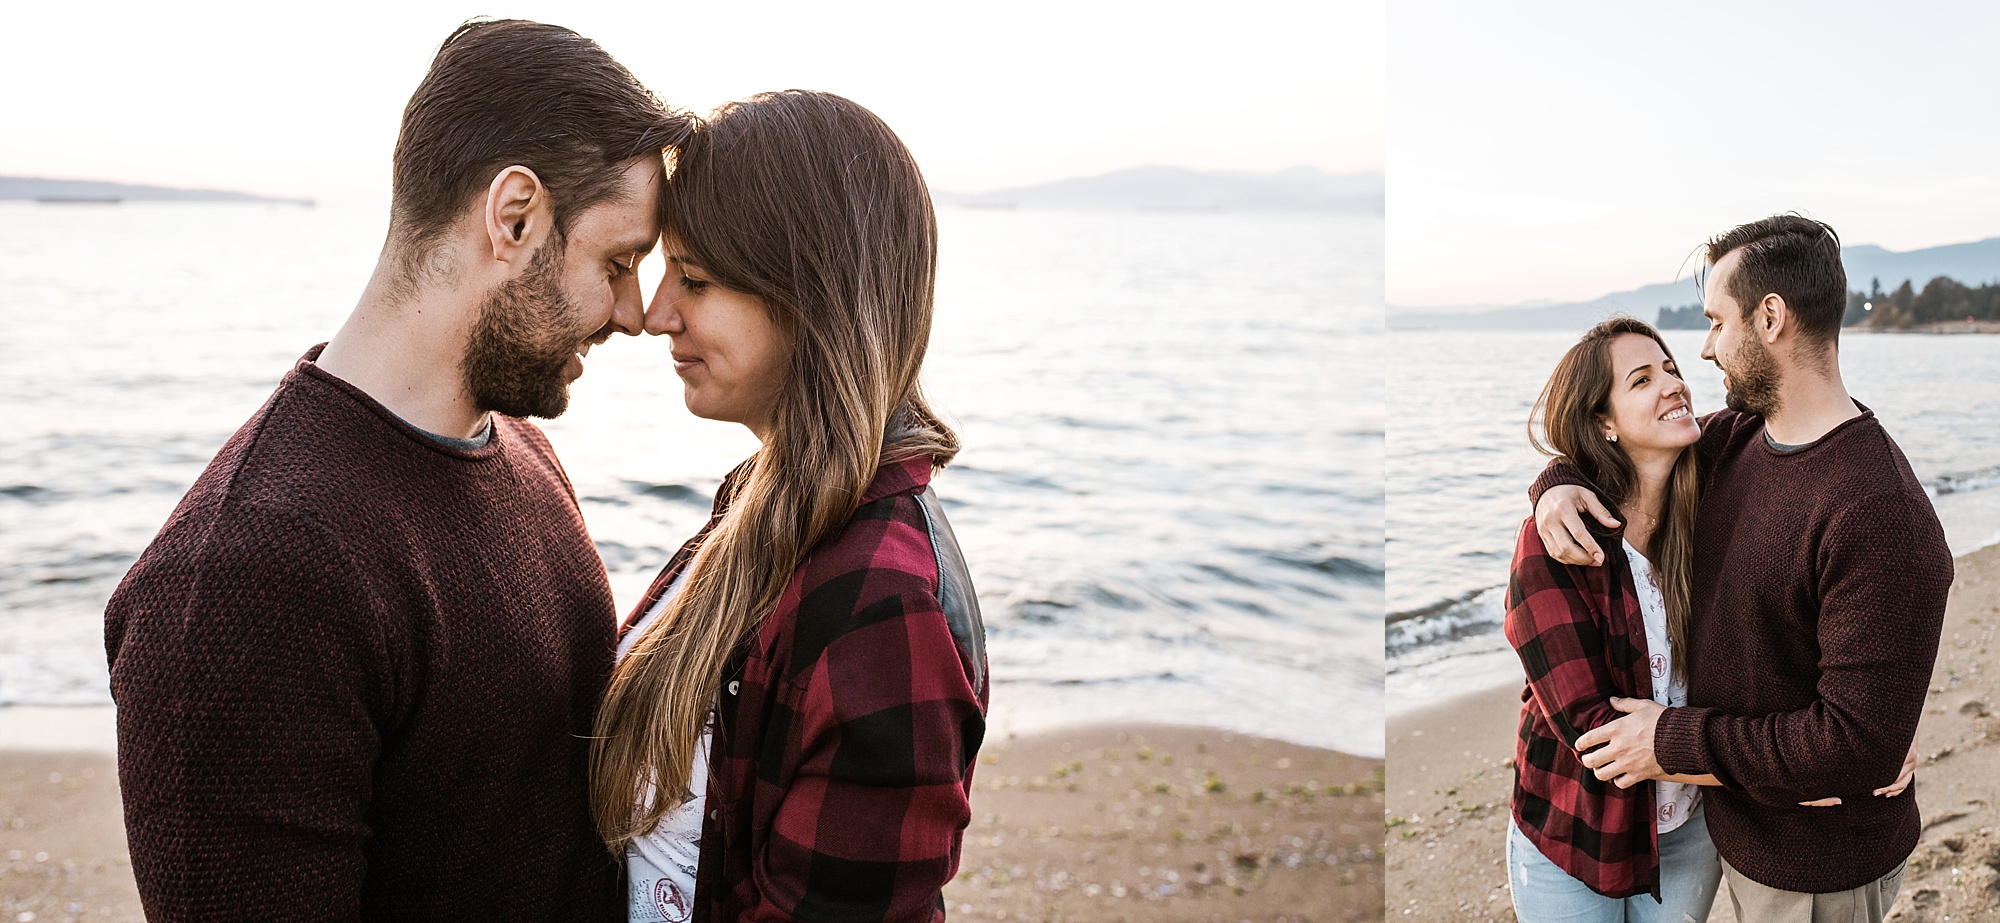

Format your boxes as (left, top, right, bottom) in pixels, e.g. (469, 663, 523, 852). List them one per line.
(1528, 316, 1700, 682)
(590, 90, 959, 849)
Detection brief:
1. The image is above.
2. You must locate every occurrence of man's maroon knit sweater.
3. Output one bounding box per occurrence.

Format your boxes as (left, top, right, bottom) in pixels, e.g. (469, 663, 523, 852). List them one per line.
(1535, 406, 1951, 893)
(105, 348, 622, 921)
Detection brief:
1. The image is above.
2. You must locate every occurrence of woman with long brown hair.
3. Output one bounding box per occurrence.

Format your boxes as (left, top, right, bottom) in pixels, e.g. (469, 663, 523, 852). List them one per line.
(591, 90, 986, 923)
(1502, 316, 1914, 922)
(1503, 316, 1720, 922)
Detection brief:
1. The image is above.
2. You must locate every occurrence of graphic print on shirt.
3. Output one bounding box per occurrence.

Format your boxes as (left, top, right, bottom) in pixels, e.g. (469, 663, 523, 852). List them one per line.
(1624, 540, 1698, 834)
(654, 874, 693, 923)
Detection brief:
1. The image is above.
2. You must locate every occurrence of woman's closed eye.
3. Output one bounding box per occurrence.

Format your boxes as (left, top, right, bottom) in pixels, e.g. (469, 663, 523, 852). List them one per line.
(680, 275, 712, 294)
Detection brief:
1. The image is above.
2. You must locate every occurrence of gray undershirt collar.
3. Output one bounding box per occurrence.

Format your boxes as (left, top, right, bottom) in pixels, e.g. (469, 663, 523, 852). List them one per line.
(1764, 429, 1813, 453)
(409, 415, 494, 450)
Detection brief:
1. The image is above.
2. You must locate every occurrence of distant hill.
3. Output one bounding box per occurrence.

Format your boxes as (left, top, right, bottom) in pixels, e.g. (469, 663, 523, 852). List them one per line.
(0, 176, 312, 205)
(1390, 236, 2000, 330)
(935, 166, 1381, 213)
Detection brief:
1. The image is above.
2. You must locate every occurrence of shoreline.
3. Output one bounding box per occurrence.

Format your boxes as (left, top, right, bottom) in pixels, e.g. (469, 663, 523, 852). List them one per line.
(1386, 542, 2000, 921)
(0, 719, 1383, 922)
(1389, 481, 2000, 715)
(1853, 322, 2000, 335)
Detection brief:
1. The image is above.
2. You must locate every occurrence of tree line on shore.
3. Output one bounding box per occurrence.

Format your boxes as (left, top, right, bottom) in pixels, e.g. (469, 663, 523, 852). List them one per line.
(1656, 274, 2000, 330)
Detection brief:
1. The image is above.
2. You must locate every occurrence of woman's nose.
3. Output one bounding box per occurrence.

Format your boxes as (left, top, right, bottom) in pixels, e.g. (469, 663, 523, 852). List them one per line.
(644, 282, 682, 336)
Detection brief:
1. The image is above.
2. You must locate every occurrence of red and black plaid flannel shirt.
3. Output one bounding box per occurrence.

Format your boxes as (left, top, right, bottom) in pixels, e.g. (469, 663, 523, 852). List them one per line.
(621, 455, 989, 922)
(1503, 516, 1660, 900)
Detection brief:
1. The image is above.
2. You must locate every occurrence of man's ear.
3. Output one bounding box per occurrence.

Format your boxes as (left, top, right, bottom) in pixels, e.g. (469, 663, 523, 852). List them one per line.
(484, 165, 551, 266)
(1758, 292, 1789, 344)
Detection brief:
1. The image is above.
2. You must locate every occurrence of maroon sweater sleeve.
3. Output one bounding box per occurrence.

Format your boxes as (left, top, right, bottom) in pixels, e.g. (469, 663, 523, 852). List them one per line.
(1527, 461, 1592, 509)
(1652, 488, 1951, 802)
(109, 499, 394, 922)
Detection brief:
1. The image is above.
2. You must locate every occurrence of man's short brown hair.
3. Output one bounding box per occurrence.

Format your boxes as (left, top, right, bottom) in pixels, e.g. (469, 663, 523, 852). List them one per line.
(1703, 214, 1848, 348)
(390, 20, 691, 256)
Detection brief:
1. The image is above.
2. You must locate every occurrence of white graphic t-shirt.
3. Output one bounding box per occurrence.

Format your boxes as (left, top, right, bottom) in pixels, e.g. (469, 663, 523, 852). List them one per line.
(1624, 540, 1699, 835)
(618, 575, 711, 923)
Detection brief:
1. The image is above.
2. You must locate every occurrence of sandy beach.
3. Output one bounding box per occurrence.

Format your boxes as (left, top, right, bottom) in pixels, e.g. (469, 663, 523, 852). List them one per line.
(947, 724, 1384, 922)
(0, 715, 1381, 922)
(1386, 542, 2000, 921)
(0, 707, 138, 923)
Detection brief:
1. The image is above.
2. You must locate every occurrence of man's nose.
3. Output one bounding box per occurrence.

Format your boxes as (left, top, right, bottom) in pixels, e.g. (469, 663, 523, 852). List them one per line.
(610, 288, 645, 336)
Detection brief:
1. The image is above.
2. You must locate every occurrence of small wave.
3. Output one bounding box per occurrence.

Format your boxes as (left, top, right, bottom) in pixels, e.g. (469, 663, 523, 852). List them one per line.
(1048, 414, 1144, 432)
(1010, 598, 1076, 625)
(0, 484, 51, 502)
(947, 464, 1068, 493)
(1385, 584, 1507, 654)
(1932, 465, 2000, 497)
(621, 480, 712, 506)
(594, 540, 672, 572)
(997, 671, 1189, 687)
(1249, 547, 1386, 585)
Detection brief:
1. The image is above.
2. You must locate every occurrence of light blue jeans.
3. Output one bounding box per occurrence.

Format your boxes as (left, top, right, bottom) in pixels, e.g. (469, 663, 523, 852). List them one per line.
(1507, 801, 1723, 923)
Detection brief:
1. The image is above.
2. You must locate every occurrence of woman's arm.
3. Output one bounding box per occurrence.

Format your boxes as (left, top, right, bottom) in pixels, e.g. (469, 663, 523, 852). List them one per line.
(754, 573, 984, 923)
(1502, 520, 1636, 750)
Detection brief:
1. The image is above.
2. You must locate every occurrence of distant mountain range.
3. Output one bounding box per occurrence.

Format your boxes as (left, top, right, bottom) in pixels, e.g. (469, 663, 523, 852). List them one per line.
(0, 176, 312, 205)
(1390, 236, 2000, 330)
(935, 166, 1382, 213)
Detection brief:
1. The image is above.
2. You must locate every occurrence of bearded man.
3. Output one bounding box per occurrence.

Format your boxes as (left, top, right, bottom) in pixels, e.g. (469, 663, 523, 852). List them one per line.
(104, 20, 691, 922)
(1531, 215, 1951, 923)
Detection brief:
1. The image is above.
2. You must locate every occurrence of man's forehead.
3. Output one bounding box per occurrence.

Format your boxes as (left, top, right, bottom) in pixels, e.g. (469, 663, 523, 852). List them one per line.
(1702, 251, 1740, 310)
(580, 160, 664, 251)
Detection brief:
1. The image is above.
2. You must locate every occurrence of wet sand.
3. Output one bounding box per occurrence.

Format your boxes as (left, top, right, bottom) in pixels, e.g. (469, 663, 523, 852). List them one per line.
(3, 716, 1380, 922)
(947, 724, 1384, 922)
(1385, 543, 2000, 921)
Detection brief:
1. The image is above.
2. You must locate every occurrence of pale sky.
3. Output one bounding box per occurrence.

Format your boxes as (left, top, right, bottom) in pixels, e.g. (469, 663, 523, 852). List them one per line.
(1390, 1, 2000, 308)
(0, 0, 1381, 204)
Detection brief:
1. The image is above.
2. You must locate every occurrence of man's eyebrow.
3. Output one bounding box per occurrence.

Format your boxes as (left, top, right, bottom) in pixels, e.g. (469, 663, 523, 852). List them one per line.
(616, 235, 659, 256)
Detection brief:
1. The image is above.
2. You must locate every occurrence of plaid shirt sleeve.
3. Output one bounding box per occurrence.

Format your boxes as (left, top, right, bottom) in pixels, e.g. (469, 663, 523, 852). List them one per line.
(747, 501, 985, 923)
(1503, 517, 1657, 899)
(1503, 519, 1648, 747)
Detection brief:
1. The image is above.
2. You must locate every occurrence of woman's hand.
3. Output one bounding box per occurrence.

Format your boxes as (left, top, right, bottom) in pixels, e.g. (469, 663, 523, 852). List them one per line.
(1797, 738, 1919, 806)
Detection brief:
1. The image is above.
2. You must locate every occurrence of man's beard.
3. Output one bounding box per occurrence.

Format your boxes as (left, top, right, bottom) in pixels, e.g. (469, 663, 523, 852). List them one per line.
(1720, 331, 1782, 416)
(463, 241, 596, 419)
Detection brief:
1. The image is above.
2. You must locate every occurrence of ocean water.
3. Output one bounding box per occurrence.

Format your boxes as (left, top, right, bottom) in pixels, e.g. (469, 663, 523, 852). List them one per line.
(1386, 328, 2000, 713)
(0, 202, 1384, 756)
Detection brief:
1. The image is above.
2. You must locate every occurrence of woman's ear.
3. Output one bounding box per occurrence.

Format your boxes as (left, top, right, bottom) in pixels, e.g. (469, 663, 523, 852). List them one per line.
(483, 165, 551, 266)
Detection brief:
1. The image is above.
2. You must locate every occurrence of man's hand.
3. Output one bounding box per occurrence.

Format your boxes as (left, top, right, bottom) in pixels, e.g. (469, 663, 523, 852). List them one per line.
(1877, 740, 1919, 796)
(1534, 484, 1620, 567)
(1799, 738, 1920, 806)
(1576, 697, 1665, 788)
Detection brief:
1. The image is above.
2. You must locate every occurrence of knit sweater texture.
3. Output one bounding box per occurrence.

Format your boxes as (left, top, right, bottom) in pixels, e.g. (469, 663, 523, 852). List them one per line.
(105, 347, 622, 921)
(1534, 406, 1951, 893)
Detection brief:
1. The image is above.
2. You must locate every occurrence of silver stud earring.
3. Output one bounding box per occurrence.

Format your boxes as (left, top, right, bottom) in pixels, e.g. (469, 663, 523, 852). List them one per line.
(1605, 433, 1618, 443)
